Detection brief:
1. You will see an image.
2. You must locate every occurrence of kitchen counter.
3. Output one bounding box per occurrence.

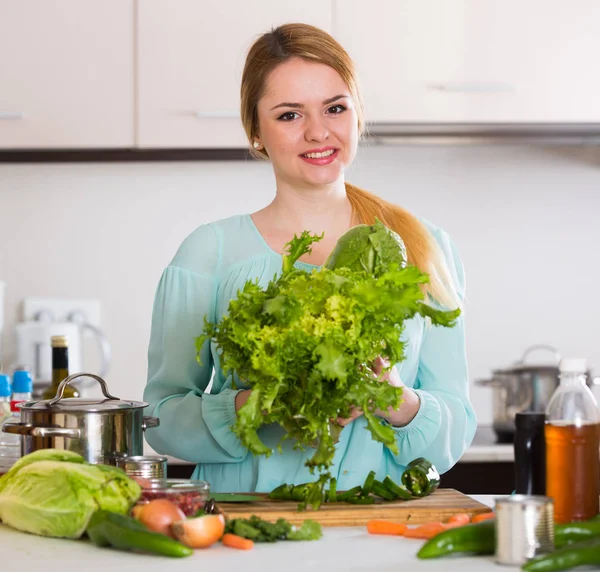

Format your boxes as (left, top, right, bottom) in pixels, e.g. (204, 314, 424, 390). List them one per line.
(3, 496, 501, 571)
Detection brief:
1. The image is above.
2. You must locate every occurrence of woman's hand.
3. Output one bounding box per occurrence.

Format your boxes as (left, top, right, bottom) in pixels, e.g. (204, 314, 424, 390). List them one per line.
(337, 357, 421, 428)
(235, 389, 252, 413)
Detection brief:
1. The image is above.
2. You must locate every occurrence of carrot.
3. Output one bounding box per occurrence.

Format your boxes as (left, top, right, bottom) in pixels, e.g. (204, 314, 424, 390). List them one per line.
(446, 513, 471, 526)
(471, 511, 495, 523)
(367, 520, 407, 536)
(221, 533, 254, 550)
(404, 522, 446, 539)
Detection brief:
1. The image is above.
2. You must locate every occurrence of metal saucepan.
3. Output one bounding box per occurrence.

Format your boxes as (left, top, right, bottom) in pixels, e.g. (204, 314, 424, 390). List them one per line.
(2, 372, 159, 464)
(475, 345, 594, 443)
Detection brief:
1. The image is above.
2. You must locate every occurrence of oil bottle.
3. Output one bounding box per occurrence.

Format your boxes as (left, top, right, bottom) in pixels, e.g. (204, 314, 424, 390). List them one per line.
(42, 335, 79, 400)
(545, 358, 600, 522)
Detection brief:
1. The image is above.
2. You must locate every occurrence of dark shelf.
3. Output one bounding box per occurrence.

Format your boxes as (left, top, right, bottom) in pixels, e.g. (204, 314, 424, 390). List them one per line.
(0, 148, 253, 163)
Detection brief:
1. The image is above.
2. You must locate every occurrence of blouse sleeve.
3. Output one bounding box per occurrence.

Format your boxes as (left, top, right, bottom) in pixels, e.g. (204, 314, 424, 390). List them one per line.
(143, 224, 248, 463)
(386, 228, 477, 473)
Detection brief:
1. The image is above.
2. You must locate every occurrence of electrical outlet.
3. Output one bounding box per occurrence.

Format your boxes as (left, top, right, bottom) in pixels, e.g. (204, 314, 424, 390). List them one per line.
(22, 297, 101, 329)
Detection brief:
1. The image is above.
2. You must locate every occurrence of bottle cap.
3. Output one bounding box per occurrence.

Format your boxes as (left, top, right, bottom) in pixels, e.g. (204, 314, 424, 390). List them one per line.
(559, 358, 587, 374)
(12, 369, 33, 393)
(51, 335, 69, 348)
(0, 374, 11, 397)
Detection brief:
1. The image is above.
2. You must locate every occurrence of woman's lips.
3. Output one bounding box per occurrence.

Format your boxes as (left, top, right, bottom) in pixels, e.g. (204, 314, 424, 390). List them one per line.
(300, 149, 339, 165)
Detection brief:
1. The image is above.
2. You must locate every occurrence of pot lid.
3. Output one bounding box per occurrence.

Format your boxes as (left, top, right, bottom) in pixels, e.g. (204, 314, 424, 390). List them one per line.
(23, 397, 147, 413)
(21, 373, 147, 413)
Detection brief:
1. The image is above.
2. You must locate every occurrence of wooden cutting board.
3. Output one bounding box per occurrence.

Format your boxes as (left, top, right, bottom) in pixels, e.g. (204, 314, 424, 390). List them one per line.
(218, 488, 491, 527)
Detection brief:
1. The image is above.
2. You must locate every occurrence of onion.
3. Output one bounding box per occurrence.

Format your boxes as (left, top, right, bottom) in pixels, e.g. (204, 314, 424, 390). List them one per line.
(135, 499, 186, 537)
(171, 514, 226, 548)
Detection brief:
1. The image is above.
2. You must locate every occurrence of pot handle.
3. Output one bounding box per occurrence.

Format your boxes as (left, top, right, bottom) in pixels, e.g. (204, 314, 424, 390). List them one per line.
(2, 422, 81, 439)
(475, 377, 505, 388)
(47, 373, 119, 406)
(517, 344, 561, 365)
(142, 416, 160, 430)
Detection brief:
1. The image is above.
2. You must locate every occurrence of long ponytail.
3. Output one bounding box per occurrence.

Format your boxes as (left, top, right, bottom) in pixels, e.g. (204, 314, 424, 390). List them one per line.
(345, 183, 461, 310)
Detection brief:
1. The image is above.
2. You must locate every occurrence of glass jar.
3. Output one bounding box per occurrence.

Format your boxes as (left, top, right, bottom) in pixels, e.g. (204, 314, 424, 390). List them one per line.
(137, 478, 210, 517)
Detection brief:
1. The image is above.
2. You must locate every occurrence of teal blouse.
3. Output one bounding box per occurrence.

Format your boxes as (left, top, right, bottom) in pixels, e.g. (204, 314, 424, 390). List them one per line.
(143, 214, 477, 493)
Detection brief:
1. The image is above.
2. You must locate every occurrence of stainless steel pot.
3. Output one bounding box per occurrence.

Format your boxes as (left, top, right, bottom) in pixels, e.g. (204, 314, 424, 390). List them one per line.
(2, 372, 159, 464)
(475, 345, 593, 443)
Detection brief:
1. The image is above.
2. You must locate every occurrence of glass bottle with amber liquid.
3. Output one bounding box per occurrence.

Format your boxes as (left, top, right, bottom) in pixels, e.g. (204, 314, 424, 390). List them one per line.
(545, 358, 600, 523)
(42, 335, 80, 400)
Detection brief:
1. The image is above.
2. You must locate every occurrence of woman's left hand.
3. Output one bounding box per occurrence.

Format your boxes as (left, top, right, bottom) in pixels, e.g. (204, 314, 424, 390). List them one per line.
(336, 357, 420, 428)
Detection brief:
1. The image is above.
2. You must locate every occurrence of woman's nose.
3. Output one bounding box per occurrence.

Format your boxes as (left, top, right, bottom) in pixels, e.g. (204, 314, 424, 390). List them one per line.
(304, 115, 329, 142)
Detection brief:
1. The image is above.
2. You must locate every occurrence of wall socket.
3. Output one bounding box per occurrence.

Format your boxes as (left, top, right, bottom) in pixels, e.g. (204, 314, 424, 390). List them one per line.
(22, 297, 101, 330)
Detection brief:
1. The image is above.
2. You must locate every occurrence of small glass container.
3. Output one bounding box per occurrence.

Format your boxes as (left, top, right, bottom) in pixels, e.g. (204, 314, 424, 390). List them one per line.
(495, 495, 554, 565)
(137, 479, 210, 517)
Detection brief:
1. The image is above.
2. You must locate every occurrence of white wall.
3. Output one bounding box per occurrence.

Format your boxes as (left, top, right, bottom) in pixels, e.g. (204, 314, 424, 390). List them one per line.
(1, 144, 600, 426)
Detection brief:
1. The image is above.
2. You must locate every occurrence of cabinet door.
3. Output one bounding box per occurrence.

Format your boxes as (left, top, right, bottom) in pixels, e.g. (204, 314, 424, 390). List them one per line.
(334, 0, 600, 123)
(137, 1, 332, 148)
(0, 0, 134, 149)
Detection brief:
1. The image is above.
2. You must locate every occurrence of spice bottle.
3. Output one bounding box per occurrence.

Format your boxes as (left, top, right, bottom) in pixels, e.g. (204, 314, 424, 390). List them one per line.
(545, 358, 600, 523)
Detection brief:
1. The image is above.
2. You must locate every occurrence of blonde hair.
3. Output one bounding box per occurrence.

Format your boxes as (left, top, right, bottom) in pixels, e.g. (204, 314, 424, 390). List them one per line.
(240, 23, 460, 309)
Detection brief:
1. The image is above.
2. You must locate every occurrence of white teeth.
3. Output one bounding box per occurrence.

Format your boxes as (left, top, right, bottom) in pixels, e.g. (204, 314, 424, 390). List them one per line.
(303, 149, 335, 159)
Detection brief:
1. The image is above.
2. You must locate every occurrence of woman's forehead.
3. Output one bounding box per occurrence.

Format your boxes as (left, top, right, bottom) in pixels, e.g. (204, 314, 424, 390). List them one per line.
(261, 58, 350, 105)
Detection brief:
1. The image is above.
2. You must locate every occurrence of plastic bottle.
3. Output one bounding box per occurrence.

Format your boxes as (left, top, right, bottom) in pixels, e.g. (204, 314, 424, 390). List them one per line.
(0, 373, 20, 475)
(545, 358, 600, 523)
(10, 368, 33, 414)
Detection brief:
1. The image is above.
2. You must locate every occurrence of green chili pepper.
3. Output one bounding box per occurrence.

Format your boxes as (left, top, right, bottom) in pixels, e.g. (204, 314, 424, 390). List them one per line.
(361, 470, 376, 497)
(327, 478, 337, 503)
(401, 458, 440, 497)
(371, 479, 396, 501)
(268, 483, 294, 501)
(417, 519, 496, 559)
(86, 511, 193, 558)
(382, 476, 413, 500)
(522, 536, 600, 572)
(348, 496, 376, 505)
(555, 519, 600, 548)
(336, 485, 362, 502)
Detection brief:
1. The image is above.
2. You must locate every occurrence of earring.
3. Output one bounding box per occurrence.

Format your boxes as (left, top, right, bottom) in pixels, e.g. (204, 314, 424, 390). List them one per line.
(253, 140, 262, 150)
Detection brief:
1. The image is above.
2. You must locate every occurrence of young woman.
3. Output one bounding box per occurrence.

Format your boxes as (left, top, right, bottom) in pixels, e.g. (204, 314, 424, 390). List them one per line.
(143, 23, 476, 492)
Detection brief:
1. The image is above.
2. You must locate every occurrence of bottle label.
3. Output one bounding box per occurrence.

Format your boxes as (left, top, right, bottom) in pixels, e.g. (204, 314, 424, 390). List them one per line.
(10, 400, 24, 413)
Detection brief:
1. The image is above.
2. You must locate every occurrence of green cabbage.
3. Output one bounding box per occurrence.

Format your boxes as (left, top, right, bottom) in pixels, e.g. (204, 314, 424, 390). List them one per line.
(324, 219, 407, 275)
(0, 449, 141, 538)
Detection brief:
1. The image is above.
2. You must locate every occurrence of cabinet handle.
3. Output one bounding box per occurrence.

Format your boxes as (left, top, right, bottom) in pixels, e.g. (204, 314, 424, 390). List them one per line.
(195, 111, 239, 119)
(0, 112, 25, 120)
(430, 82, 515, 93)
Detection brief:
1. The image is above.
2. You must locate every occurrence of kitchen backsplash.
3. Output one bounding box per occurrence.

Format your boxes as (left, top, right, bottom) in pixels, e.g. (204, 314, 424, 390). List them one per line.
(1, 144, 599, 426)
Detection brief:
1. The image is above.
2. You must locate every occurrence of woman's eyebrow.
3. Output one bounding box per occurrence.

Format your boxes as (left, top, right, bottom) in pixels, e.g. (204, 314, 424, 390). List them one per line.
(269, 94, 348, 111)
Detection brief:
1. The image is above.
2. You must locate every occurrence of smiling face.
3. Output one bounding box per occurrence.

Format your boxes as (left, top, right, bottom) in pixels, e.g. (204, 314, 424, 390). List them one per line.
(255, 57, 359, 190)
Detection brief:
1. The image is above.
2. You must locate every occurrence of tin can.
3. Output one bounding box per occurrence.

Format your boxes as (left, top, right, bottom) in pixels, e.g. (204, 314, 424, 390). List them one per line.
(495, 495, 554, 565)
(114, 455, 168, 480)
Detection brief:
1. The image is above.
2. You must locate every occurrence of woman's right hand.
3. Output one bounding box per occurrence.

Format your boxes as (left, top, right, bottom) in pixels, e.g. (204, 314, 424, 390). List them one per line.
(235, 389, 252, 413)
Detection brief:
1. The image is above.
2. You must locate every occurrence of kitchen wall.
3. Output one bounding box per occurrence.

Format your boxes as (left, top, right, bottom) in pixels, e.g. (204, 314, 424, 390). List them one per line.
(1, 143, 600, 427)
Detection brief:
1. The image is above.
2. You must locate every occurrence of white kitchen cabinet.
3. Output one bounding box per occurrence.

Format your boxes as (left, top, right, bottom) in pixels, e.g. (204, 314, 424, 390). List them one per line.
(0, 0, 134, 149)
(334, 0, 600, 124)
(136, 1, 332, 148)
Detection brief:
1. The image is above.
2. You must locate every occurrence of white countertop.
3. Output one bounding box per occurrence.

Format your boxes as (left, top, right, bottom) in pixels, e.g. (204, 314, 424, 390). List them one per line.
(2, 496, 502, 571)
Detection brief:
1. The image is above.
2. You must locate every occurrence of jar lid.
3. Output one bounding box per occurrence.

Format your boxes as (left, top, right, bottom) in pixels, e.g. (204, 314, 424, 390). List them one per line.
(22, 397, 147, 413)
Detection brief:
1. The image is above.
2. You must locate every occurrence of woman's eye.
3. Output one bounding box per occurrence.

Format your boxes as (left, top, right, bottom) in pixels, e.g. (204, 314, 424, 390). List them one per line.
(327, 104, 347, 114)
(277, 111, 299, 121)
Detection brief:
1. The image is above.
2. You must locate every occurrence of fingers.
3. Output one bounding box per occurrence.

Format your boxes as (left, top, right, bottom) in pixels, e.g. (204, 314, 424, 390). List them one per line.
(336, 406, 363, 427)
